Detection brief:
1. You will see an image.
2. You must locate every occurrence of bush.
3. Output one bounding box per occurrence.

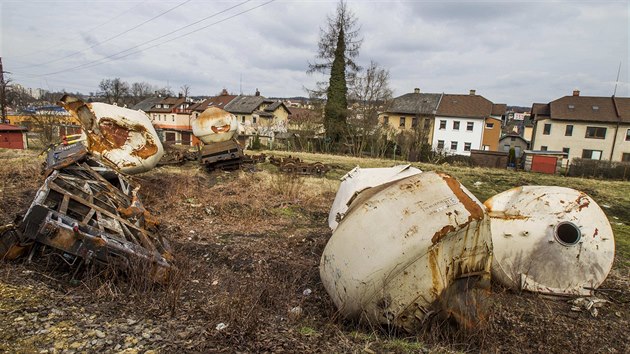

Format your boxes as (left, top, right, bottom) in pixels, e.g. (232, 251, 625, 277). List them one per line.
(251, 135, 261, 150)
(569, 158, 630, 180)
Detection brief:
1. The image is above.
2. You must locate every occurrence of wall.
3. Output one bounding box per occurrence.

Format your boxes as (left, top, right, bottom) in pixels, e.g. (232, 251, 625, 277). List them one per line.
(532, 118, 627, 162)
(432, 116, 484, 156)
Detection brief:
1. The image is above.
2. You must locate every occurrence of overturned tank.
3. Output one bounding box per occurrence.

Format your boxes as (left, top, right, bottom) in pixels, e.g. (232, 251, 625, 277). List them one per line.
(320, 171, 493, 331)
(328, 164, 422, 231)
(58, 95, 164, 175)
(484, 186, 615, 295)
(191, 107, 244, 170)
(191, 106, 238, 143)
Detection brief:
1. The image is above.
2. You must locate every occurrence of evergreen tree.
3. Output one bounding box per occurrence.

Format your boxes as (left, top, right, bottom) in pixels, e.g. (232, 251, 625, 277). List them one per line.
(324, 27, 348, 143)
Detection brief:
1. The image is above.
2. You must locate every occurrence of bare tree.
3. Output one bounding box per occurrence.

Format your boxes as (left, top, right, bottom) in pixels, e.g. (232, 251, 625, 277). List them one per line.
(99, 78, 130, 105)
(130, 82, 154, 103)
(29, 111, 61, 146)
(345, 61, 393, 156)
(180, 84, 191, 98)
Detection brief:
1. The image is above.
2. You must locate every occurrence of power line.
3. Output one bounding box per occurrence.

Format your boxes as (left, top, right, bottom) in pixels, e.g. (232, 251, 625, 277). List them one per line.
(7, 1, 148, 61)
(25, 0, 270, 77)
(15, 0, 192, 69)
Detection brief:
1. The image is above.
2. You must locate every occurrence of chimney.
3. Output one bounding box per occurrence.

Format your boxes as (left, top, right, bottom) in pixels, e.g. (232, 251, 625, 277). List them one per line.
(178, 93, 183, 98)
(255, 89, 260, 96)
(414, 88, 420, 94)
(221, 88, 228, 96)
(469, 89, 476, 96)
(573, 89, 580, 96)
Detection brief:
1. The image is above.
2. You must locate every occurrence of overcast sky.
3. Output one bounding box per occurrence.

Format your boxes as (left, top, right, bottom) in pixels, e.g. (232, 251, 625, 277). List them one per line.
(1, 0, 628, 106)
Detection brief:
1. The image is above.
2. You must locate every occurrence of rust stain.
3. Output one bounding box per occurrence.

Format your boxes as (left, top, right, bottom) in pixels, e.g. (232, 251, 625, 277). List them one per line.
(440, 174, 485, 223)
(593, 228, 599, 238)
(487, 211, 529, 220)
(211, 124, 231, 133)
(49, 229, 78, 250)
(432, 225, 456, 244)
(576, 194, 590, 211)
(427, 247, 443, 297)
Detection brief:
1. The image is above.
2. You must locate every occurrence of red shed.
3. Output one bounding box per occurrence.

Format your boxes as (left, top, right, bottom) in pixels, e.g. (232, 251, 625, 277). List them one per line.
(0, 124, 29, 149)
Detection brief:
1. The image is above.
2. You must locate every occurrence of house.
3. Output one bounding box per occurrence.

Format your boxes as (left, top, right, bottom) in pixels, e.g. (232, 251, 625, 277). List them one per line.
(432, 90, 506, 156)
(141, 95, 198, 146)
(0, 124, 28, 149)
(530, 90, 630, 163)
(377, 88, 442, 145)
(189, 89, 237, 119)
(224, 90, 290, 145)
(499, 133, 529, 158)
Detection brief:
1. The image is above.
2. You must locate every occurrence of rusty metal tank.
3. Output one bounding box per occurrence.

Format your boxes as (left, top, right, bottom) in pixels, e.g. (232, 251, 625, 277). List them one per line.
(320, 171, 493, 331)
(58, 95, 164, 174)
(484, 186, 615, 295)
(191, 107, 238, 144)
(328, 164, 422, 231)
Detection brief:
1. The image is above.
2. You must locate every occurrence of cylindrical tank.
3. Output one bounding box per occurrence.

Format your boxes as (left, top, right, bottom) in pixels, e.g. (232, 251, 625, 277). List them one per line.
(58, 95, 164, 175)
(320, 172, 493, 331)
(484, 186, 615, 295)
(191, 107, 238, 144)
(328, 165, 422, 231)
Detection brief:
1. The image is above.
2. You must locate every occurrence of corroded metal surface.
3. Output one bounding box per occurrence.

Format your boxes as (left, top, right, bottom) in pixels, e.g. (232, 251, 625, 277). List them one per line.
(58, 95, 164, 175)
(191, 107, 238, 144)
(484, 186, 614, 295)
(328, 165, 422, 231)
(320, 171, 492, 331)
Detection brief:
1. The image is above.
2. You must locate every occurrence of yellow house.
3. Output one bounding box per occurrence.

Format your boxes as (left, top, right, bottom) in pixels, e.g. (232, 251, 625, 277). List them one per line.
(531, 91, 630, 162)
(377, 89, 442, 144)
(224, 92, 291, 140)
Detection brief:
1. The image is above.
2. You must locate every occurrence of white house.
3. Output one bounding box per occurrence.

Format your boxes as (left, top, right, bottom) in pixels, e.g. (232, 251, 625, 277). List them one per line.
(432, 91, 503, 156)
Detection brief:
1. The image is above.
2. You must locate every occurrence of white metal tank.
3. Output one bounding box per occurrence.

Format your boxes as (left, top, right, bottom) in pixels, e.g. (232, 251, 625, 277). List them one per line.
(191, 107, 238, 144)
(320, 171, 493, 331)
(58, 95, 164, 175)
(328, 164, 422, 231)
(484, 186, 615, 295)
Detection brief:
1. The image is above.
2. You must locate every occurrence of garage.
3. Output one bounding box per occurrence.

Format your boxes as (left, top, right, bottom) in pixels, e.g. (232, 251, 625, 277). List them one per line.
(0, 124, 28, 150)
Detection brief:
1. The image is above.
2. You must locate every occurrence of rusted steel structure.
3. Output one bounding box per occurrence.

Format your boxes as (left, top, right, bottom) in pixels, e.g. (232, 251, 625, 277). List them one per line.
(320, 172, 492, 331)
(191, 107, 245, 170)
(269, 155, 330, 177)
(58, 95, 164, 175)
(1, 143, 174, 281)
(484, 186, 614, 295)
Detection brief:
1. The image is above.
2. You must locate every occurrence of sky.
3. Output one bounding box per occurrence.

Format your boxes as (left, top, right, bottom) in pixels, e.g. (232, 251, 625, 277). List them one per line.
(1, 0, 628, 106)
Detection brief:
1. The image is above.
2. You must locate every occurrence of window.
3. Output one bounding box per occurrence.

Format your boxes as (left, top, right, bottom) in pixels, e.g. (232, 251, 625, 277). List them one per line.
(383, 116, 389, 125)
(582, 149, 602, 160)
(172, 115, 175, 122)
(503, 144, 510, 152)
(467, 122, 474, 131)
(439, 120, 446, 129)
(253, 116, 257, 124)
(424, 119, 431, 129)
(450, 141, 458, 150)
(626, 129, 630, 141)
(622, 153, 630, 162)
(399, 117, 406, 127)
(515, 146, 521, 157)
(541, 146, 548, 151)
(483, 145, 490, 151)
(164, 104, 170, 108)
(437, 140, 445, 149)
(242, 116, 245, 123)
(453, 121, 460, 130)
(592, 105, 599, 111)
(585, 126, 606, 139)
(510, 137, 515, 142)
(543, 123, 551, 135)
(486, 122, 494, 129)
(562, 147, 570, 155)
(464, 142, 471, 151)
(565, 125, 573, 136)
(412, 117, 418, 128)
(568, 104, 575, 110)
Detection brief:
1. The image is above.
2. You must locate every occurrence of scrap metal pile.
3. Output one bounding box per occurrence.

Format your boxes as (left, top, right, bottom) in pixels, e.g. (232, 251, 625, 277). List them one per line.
(0, 96, 173, 282)
(321, 166, 615, 331)
(269, 155, 330, 176)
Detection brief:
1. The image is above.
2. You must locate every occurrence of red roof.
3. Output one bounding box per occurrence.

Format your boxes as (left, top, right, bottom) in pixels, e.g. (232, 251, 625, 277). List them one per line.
(0, 123, 27, 131)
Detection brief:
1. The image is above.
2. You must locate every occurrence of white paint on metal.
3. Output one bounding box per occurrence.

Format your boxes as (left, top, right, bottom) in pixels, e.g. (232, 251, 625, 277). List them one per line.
(484, 186, 615, 295)
(191, 107, 238, 144)
(320, 171, 492, 331)
(327, 165, 422, 231)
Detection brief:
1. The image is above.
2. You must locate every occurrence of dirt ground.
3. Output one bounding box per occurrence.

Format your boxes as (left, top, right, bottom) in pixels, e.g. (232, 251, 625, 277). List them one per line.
(0, 150, 628, 353)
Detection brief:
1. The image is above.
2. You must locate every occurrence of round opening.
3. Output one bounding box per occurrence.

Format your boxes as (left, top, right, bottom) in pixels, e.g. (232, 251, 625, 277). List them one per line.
(554, 221, 581, 246)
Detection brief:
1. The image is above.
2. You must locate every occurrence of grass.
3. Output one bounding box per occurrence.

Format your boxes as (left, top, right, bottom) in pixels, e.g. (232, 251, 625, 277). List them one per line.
(257, 149, 630, 268)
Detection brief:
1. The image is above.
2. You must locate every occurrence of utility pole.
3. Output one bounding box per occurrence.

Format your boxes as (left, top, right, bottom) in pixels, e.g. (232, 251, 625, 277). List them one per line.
(0, 57, 7, 123)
